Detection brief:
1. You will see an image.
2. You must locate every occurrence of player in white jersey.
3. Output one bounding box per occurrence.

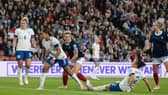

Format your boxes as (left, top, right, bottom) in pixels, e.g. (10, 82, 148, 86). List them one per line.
(88, 51, 153, 92)
(12, 17, 36, 86)
(90, 36, 101, 80)
(37, 30, 83, 90)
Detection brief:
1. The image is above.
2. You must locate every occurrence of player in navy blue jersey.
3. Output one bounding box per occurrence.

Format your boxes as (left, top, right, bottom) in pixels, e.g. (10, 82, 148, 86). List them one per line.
(143, 20, 168, 89)
(60, 31, 91, 89)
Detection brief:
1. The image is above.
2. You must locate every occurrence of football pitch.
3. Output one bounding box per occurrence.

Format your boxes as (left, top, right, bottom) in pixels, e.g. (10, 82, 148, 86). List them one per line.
(0, 77, 167, 95)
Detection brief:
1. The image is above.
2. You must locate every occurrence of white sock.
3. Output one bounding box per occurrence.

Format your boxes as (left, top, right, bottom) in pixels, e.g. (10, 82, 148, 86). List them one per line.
(93, 85, 106, 91)
(39, 73, 46, 88)
(18, 68, 23, 82)
(92, 66, 99, 74)
(25, 67, 29, 77)
(71, 74, 83, 86)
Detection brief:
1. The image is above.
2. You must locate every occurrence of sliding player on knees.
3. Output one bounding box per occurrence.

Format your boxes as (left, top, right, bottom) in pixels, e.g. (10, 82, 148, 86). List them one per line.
(60, 31, 91, 89)
(88, 51, 153, 92)
(37, 30, 83, 90)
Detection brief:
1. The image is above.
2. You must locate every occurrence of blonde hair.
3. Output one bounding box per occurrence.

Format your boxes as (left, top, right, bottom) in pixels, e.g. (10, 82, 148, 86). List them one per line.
(154, 21, 165, 30)
(21, 17, 29, 24)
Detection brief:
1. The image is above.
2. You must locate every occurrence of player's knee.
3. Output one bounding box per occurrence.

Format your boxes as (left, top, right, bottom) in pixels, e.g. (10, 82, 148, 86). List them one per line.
(73, 71, 78, 74)
(26, 65, 31, 68)
(42, 66, 49, 73)
(18, 65, 23, 68)
(42, 68, 47, 73)
(95, 62, 100, 66)
(63, 67, 73, 76)
(18, 63, 23, 68)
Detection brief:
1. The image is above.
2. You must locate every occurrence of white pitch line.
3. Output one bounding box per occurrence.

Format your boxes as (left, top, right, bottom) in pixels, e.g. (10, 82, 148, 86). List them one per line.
(0, 86, 117, 95)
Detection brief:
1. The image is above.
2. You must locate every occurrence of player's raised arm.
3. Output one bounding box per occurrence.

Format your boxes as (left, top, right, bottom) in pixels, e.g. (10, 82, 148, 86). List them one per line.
(143, 78, 153, 92)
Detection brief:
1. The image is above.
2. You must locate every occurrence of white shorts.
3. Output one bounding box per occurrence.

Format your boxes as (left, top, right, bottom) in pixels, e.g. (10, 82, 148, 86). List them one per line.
(92, 58, 101, 62)
(76, 57, 85, 65)
(152, 56, 168, 64)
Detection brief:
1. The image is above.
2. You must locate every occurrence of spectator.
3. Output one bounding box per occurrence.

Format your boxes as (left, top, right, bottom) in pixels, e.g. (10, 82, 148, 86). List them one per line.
(0, 0, 167, 61)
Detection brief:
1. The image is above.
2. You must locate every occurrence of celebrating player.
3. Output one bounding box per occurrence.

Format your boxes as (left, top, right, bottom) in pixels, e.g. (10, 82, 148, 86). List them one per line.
(60, 31, 90, 89)
(90, 36, 101, 80)
(143, 20, 168, 89)
(88, 51, 153, 92)
(12, 17, 36, 86)
(37, 30, 83, 90)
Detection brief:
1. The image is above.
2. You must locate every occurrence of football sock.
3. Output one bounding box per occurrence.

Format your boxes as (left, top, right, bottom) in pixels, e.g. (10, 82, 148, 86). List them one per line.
(153, 73, 159, 86)
(63, 73, 69, 86)
(77, 72, 87, 82)
(71, 74, 83, 87)
(25, 67, 29, 77)
(39, 73, 46, 88)
(18, 68, 23, 82)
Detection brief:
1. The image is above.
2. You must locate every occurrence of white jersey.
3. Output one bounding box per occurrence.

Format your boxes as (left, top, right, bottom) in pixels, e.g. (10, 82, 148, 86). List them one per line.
(92, 42, 100, 58)
(119, 68, 145, 92)
(42, 37, 67, 59)
(15, 28, 34, 51)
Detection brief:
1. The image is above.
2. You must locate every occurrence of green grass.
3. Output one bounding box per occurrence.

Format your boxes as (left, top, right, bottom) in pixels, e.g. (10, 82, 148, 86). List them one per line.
(0, 77, 167, 95)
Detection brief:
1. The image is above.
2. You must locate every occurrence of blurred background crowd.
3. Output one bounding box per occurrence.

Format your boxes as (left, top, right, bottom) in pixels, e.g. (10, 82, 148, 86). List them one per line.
(0, 0, 168, 61)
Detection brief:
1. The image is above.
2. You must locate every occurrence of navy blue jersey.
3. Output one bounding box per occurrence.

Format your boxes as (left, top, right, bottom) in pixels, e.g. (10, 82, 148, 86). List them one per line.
(150, 31, 168, 58)
(62, 40, 84, 59)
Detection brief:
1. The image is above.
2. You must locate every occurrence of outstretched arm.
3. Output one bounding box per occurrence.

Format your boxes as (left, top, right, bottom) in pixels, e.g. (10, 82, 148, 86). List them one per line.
(143, 42, 152, 52)
(129, 74, 135, 89)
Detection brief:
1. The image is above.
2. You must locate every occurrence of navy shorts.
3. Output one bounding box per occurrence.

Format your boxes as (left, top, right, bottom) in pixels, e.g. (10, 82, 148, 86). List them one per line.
(90, 58, 102, 62)
(45, 56, 69, 67)
(109, 82, 122, 91)
(16, 51, 32, 60)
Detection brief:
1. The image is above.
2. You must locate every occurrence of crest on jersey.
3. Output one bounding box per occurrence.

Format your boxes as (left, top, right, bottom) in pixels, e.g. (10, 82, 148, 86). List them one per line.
(17, 55, 21, 59)
(29, 52, 32, 57)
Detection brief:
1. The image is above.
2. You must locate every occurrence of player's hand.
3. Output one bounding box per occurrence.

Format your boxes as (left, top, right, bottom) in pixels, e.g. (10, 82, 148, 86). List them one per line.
(126, 87, 131, 92)
(69, 61, 73, 66)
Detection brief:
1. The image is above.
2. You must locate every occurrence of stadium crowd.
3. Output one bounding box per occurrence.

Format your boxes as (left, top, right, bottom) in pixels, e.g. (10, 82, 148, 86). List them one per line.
(0, 0, 168, 61)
